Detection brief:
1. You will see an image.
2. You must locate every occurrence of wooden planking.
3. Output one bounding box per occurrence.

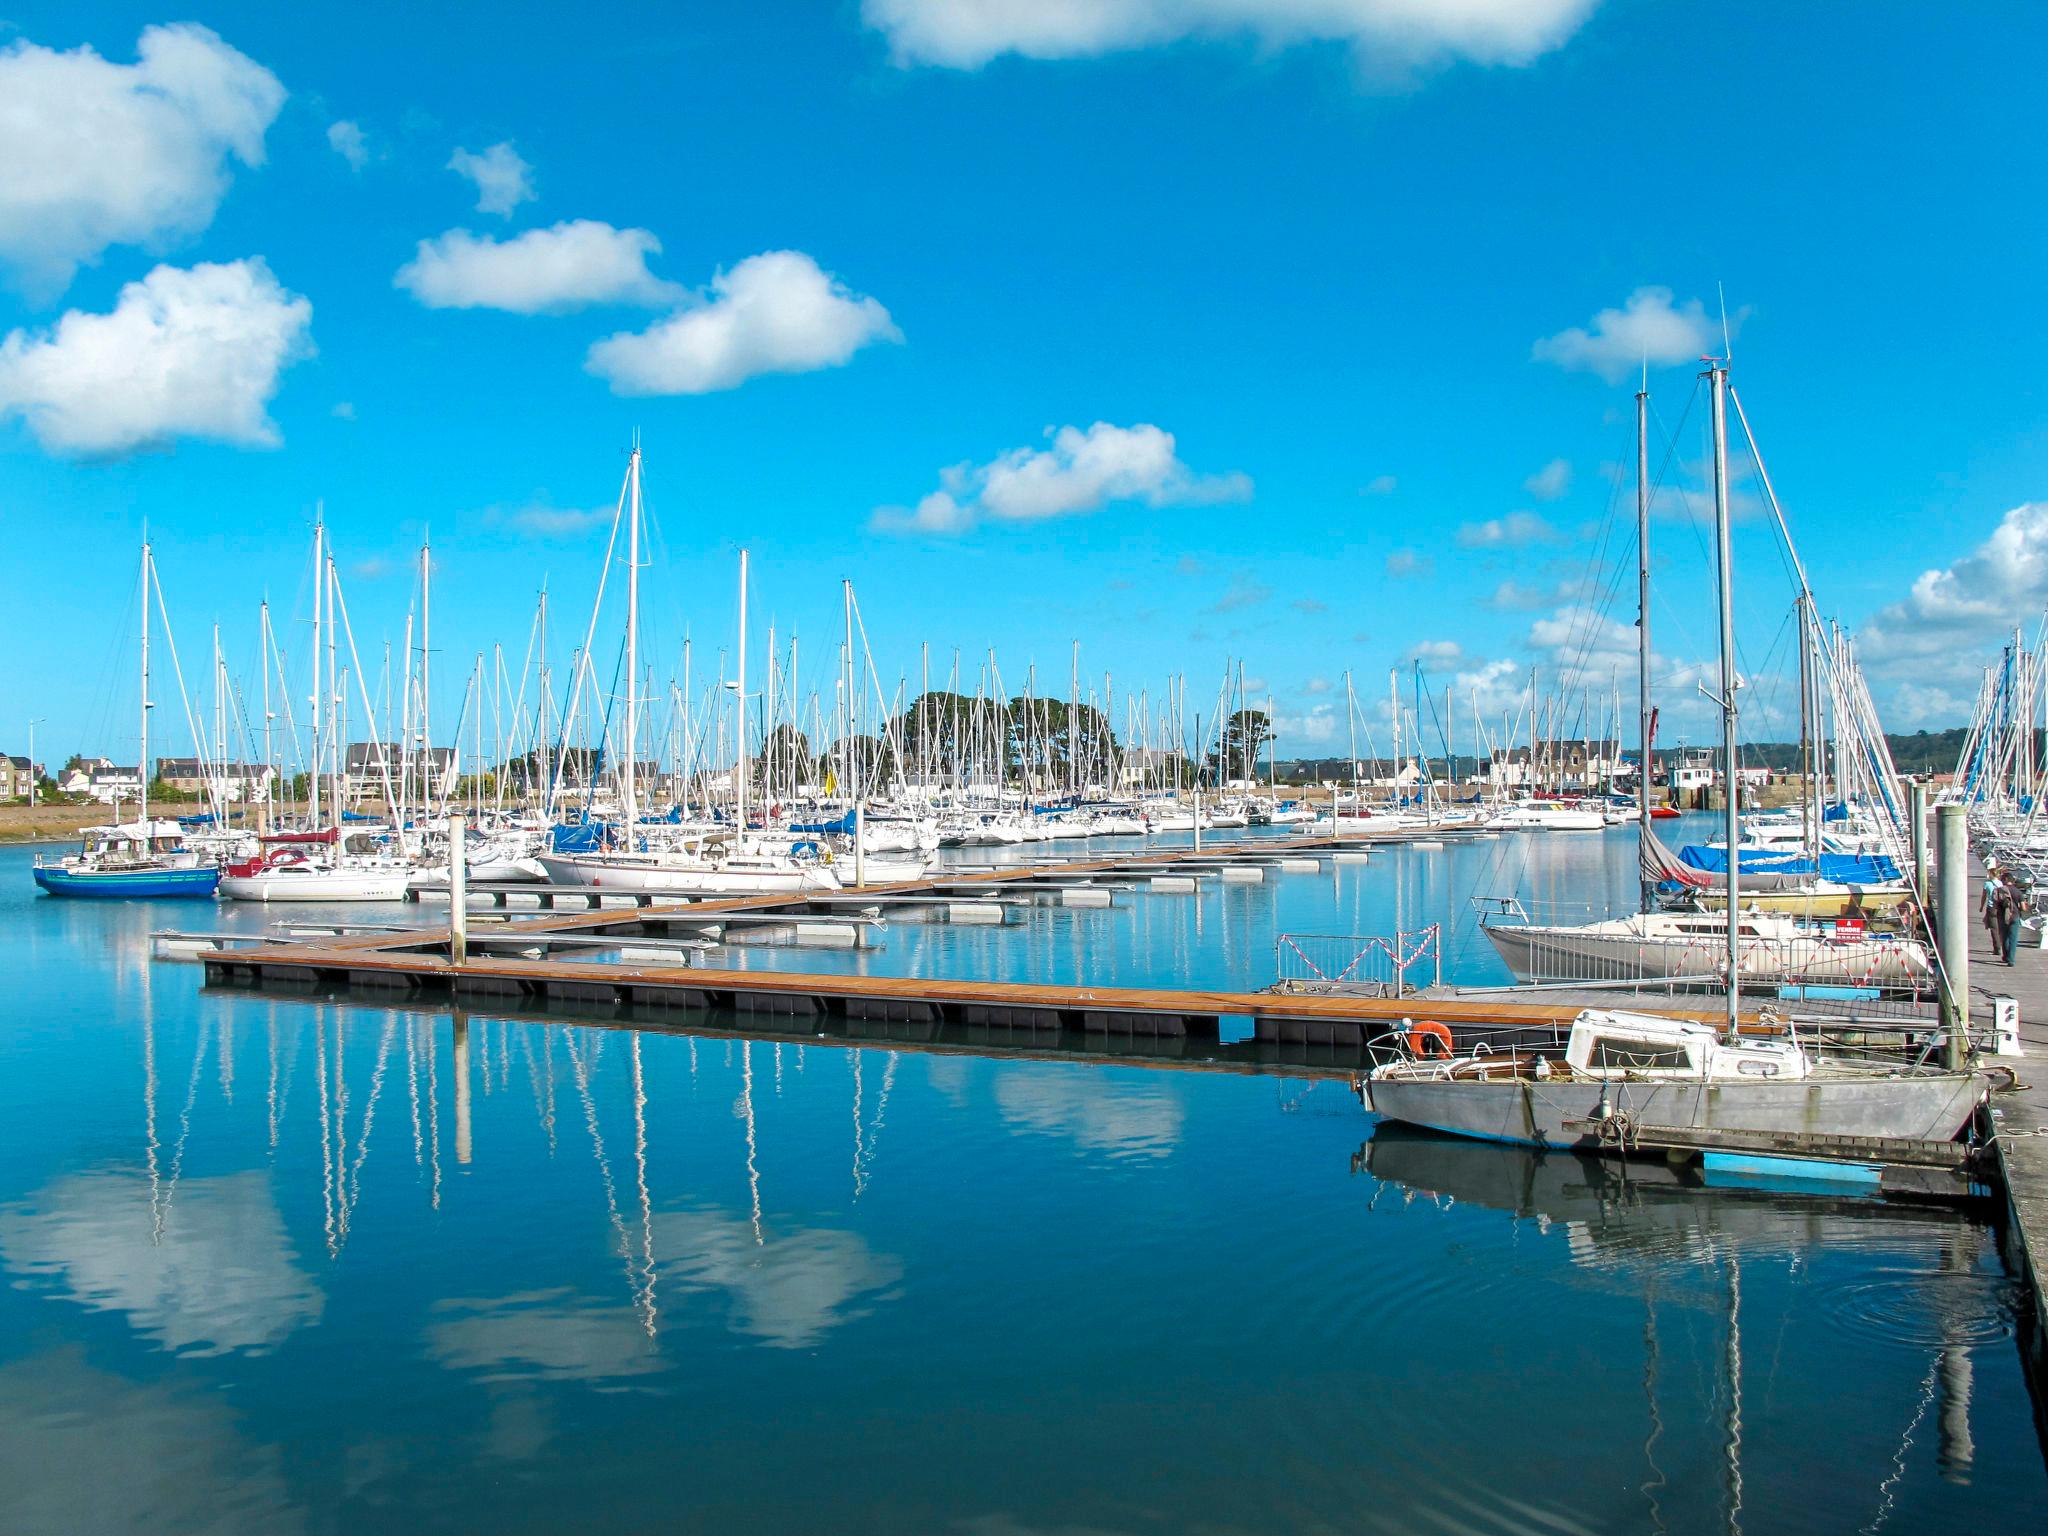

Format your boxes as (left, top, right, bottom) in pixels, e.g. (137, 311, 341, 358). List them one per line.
(210, 937, 1739, 1032)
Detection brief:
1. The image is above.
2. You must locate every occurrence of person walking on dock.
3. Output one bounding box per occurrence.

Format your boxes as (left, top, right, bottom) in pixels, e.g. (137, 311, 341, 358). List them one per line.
(1985, 871, 2016, 966)
(2005, 876, 2029, 966)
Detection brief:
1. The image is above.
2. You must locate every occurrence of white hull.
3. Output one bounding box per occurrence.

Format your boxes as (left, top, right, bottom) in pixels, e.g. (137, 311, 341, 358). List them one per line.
(218, 867, 413, 902)
(536, 852, 842, 894)
(1484, 921, 1932, 989)
(1368, 1070, 1984, 1149)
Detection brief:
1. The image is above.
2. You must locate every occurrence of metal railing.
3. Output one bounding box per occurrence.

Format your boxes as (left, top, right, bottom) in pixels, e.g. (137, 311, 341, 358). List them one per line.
(1274, 926, 1442, 997)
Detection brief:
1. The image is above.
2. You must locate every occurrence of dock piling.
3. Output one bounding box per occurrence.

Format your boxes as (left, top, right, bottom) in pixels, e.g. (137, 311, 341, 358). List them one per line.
(449, 814, 467, 964)
(1936, 803, 1968, 1070)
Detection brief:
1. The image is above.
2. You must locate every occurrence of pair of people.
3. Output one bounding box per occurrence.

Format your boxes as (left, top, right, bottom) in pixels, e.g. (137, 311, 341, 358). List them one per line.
(1984, 869, 2028, 966)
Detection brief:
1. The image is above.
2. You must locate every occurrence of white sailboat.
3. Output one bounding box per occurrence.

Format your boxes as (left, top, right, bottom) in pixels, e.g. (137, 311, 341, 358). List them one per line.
(1375, 360, 1984, 1157)
(539, 457, 844, 896)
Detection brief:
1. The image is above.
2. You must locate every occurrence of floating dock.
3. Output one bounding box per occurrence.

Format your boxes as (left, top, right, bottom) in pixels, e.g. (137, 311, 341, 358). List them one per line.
(192, 833, 1732, 1063)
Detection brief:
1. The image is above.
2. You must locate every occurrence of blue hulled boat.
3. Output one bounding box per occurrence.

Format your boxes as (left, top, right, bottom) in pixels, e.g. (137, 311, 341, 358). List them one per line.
(32, 820, 221, 899)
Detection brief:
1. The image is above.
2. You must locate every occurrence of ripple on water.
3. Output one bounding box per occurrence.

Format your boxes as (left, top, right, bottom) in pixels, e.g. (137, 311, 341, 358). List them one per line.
(1812, 1265, 2019, 1351)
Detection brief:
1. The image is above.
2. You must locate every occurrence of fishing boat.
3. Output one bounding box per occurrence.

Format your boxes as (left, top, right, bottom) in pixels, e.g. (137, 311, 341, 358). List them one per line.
(1365, 1006, 1985, 1148)
(33, 820, 221, 898)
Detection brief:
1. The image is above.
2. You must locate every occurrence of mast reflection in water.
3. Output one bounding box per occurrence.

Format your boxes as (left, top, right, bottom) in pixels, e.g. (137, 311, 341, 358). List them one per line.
(0, 842, 2040, 1535)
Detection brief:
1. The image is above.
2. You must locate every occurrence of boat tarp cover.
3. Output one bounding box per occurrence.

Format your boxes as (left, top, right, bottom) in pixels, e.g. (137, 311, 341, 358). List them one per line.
(1643, 830, 1714, 889)
(549, 821, 612, 853)
(788, 811, 855, 835)
(1678, 844, 1901, 883)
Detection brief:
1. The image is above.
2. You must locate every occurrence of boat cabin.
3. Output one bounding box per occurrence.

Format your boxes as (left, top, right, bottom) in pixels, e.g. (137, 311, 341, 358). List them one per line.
(1563, 1010, 1810, 1082)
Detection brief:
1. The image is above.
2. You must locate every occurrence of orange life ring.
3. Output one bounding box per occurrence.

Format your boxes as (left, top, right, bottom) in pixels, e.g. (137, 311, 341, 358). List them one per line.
(1406, 1020, 1455, 1059)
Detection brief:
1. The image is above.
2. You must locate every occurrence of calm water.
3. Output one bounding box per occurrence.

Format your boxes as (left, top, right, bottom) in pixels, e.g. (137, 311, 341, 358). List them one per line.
(1, 834, 2042, 1534)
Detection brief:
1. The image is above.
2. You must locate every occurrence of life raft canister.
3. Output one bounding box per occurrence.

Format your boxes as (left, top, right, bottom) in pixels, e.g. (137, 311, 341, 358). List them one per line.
(1405, 1020, 1455, 1059)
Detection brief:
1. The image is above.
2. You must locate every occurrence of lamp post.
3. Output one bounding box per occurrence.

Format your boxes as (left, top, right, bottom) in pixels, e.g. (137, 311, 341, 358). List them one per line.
(27, 717, 44, 808)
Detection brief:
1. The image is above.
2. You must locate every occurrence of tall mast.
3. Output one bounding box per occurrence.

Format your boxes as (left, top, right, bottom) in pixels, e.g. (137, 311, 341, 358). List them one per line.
(1636, 379, 1654, 912)
(139, 541, 151, 828)
(260, 598, 273, 835)
(310, 516, 323, 827)
(420, 532, 432, 815)
(1708, 358, 1741, 1043)
(733, 547, 748, 835)
(622, 448, 641, 830)
(843, 578, 861, 885)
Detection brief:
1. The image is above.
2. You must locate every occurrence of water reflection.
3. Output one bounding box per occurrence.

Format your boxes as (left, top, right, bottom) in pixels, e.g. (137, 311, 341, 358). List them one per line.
(993, 1069, 1184, 1159)
(1363, 1126, 2010, 1525)
(656, 1208, 904, 1349)
(0, 1169, 323, 1356)
(427, 1288, 664, 1384)
(0, 1348, 304, 1535)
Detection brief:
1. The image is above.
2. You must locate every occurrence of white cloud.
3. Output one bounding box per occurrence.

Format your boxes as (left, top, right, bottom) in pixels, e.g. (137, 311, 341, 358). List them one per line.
(1304, 676, 1333, 695)
(0, 258, 313, 457)
(396, 222, 681, 313)
(1361, 473, 1398, 495)
(1860, 501, 2048, 723)
(1523, 457, 1571, 500)
(449, 141, 534, 216)
(1533, 287, 1718, 383)
(1291, 597, 1328, 614)
(1457, 510, 1559, 548)
(1482, 577, 1573, 610)
(1407, 638, 1463, 667)
(1212, 573, 1272, 612)
(327, 119, 367, 170)
(1275, 702, 1339, 745)
(488, 503, 614, 539)
(0, 24, 284, 297)
(331, 400, 356, 420)
(873, 421, 1249, 534)
(587, 250, 899, 395)
(1385, 547, 1432, 579)
(1452, 657, 1526, 718)
(864, 0, 1599, 71)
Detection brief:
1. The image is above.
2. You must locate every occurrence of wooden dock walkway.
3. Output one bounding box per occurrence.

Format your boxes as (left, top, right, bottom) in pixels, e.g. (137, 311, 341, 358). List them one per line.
(193, 830, 1737, 1065)
(1974, 853, 2048, 1371)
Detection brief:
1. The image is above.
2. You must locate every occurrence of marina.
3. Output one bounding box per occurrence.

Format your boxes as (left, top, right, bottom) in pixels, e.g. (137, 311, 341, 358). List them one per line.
(7, 7, 2048, 1532)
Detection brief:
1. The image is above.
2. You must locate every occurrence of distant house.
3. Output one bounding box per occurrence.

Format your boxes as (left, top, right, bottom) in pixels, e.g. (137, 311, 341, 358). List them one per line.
(155, 758, 278, 802)
(346, 742, 455, 796)
(87, 765, 143, 804)
(1486, 741, 1625, 791)
(0, 755, 40, 799)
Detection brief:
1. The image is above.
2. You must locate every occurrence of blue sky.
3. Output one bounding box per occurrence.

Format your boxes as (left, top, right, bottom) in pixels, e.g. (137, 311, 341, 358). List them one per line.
(2, 2, 2045, 769)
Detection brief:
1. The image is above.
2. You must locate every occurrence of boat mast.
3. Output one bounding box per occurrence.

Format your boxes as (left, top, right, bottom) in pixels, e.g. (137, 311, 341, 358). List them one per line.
(1636, 378, 1654, 912)
(260, 598, 273, 836)
(310, 516, 323, 828)
(733, 547, 748, 837)
(140, 541, 151, 829)
(622, 447, 641, 831)
(1708, 358, 1741, 1043)
(843, 577, 861, 885)
(420, 532, 432, 819)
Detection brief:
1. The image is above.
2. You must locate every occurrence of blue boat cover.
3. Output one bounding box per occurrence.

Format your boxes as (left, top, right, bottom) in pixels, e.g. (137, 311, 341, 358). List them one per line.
(549, 820, 612, 852)
(788, 811, 855, 835)
(1678, 844, 1901, 883)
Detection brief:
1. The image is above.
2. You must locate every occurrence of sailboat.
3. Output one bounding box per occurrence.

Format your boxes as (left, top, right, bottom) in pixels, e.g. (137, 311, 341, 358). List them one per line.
(1373, 359, 1986, 1155)
(33, 543, 220, 898)
(537, 454, 844, 896)
(218, 518, 414, 902)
